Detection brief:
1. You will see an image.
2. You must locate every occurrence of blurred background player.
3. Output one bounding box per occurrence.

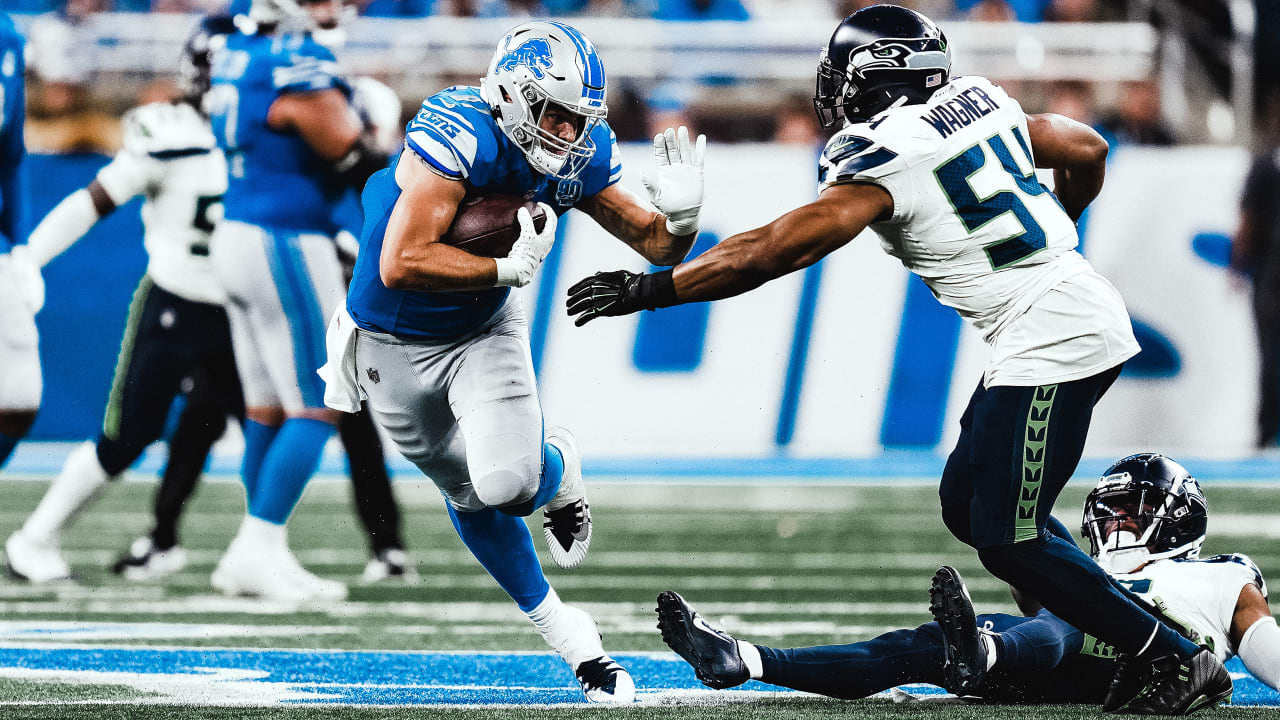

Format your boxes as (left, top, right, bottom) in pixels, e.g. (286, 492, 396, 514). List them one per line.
(4, 15, 241, 584)
(323, 20, 706, 702)
(566, 4, 1228, 715)
(657, 454, 1277, 713)
(206, 0, 387, 602)
(0, 10, 35, 474)
(0, 11, 36, 472)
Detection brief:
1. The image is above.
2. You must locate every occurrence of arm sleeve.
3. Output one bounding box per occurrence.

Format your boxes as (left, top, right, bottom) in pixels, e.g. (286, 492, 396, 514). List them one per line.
(1238, 616, 1280, 690)
(817, 130, 916, 223)
(25, 188, 99, 267)
(94, 151, 156, 206)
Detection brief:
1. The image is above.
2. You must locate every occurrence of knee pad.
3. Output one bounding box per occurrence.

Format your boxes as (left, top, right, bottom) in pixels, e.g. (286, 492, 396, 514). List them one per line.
(977, 538, 1048, 580)
(96, 434, 146, 477)
(471, 467, 532, 509)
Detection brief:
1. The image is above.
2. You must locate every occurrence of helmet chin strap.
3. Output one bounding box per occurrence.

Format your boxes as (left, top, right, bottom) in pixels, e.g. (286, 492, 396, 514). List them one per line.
(1096, 530, 1151, 574)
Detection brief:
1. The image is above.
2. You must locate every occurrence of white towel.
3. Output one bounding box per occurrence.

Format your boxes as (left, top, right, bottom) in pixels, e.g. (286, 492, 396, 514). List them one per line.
(318, 305, 366, 413)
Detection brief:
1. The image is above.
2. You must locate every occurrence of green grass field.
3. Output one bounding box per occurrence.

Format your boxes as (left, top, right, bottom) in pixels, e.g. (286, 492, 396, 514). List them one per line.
(0, 474, 1276, 718)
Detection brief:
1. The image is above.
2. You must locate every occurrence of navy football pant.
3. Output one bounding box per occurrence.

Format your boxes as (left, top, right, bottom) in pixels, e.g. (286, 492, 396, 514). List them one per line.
(938, 366, 1197, 660)
(756, 611, 1109, 703)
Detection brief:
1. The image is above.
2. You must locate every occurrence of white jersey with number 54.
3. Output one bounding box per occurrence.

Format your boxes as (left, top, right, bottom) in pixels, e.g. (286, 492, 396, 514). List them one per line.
(818, 75, 1139, 387)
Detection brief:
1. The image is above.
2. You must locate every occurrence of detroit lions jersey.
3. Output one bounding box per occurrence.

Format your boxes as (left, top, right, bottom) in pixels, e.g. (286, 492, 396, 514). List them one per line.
(207, 30, 347, 234)
(819, 76, 1138, 386)
(94, 102, 228, 305)
(347, 85, 621, 339)
(1111, 554, 1268, 662)
(0, 12, 24, 255)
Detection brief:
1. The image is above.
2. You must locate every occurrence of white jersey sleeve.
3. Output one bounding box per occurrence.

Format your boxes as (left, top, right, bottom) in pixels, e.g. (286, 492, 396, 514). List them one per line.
(818, 121, 932, 224)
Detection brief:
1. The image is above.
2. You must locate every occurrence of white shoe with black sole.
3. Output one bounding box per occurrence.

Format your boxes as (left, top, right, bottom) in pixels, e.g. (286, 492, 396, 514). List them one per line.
(543, 426, 591, 570)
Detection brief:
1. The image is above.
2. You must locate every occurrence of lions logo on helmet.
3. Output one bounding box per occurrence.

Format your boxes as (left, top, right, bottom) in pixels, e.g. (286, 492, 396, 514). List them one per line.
(1082, 453, 1208, 574)
(813, 4, 952, 127)
(481, 21, 608, 181)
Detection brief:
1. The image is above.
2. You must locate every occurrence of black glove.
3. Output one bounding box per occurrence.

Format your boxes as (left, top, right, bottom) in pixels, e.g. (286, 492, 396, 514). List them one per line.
(566, 269, 677, 327)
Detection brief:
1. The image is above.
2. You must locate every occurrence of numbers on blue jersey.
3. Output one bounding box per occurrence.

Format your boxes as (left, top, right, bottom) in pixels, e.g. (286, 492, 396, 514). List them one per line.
(206, 84, 243, 178)
(934, 128, 1054, 270)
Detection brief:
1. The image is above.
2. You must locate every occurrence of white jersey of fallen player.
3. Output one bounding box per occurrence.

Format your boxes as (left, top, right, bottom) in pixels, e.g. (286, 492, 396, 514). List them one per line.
(95, 102, 228, 305)
(819, 76, 1139, 386)
(1111, 554, 1268, 662)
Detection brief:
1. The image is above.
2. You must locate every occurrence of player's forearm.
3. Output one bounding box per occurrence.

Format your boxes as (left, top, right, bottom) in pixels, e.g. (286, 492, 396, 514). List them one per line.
(586, 187, 695, 266)
(672, 225, 809, 303)
(26, 187, 103, 267)
(1238, 616, 1280, 690)
(379, 240, 500, 291)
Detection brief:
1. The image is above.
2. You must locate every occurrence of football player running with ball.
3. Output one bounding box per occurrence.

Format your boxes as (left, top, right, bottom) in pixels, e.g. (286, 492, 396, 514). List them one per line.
(657, 455, 1279, 710)
(322, 21, 706, 702)
(568, 5, 1227, 714)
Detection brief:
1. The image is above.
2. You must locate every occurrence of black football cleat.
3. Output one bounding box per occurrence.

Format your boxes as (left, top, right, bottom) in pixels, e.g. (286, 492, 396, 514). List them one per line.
(655, 591, 749, 689)
(1103, 653, 1151, 713)
(929, 565, 987, 696)
(1110, 647, 1232, 715)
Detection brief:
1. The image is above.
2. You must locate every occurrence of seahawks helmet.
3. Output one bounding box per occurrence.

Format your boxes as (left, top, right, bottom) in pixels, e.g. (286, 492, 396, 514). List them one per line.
(813, 4, 951, 127)
(178, 15, 238, 106)
(480, 21, 608, 181)
(1082, 453, 1208, 574)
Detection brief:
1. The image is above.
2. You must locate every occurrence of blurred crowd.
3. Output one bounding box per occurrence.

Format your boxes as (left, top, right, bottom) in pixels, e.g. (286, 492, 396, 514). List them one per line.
(2, 0, 1274, 154)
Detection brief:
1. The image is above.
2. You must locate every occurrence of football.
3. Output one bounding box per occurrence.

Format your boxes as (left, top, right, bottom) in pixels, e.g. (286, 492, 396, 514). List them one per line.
(440, 194, 548, 258)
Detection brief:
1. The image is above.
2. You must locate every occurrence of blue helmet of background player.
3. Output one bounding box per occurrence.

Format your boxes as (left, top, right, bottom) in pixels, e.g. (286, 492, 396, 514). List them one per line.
(813, 4, 952, 128)
(1082, 453, 1209, 574)
(178, 14, 238, 106)
(480, 21, 609, 181)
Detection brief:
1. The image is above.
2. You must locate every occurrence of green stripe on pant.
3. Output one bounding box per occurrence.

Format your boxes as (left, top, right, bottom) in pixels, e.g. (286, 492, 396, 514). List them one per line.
(1015, 383, 1057, 542)
(103, 276, 154, 440)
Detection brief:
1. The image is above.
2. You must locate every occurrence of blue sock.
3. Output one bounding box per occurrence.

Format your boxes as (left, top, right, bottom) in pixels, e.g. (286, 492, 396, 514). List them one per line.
(978, 536, 1199, 659)
(757, 623, 945, 699)
(496, 441, 565, 518)
(0, 431, 18, 470)
(248, 417, 332, 524)
(447, 504, 549, 612)
(241, 420, 280, 501)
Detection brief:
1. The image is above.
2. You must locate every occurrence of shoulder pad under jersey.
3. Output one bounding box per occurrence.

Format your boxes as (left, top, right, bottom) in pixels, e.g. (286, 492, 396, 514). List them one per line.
(122, 102, 216, 159)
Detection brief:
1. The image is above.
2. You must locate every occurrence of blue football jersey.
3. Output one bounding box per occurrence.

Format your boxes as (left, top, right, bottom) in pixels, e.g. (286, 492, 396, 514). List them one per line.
(0, 13, 24, 254)
(208, 30, 349, 234)
(347, 85, 621, 339)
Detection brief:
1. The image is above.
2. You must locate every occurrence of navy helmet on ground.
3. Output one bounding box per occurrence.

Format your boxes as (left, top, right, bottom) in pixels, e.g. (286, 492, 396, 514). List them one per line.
(813, 3, 952, 127)
(1082, 453, 1208, 573)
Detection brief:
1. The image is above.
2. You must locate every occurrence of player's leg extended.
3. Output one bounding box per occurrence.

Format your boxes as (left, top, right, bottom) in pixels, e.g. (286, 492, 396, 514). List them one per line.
(209, 223, 342, 601)
(10, 278, 194, 582)
(355, 328, 631, 703)
(339, 405, 414, 582)
(964, 370, 1201, 663)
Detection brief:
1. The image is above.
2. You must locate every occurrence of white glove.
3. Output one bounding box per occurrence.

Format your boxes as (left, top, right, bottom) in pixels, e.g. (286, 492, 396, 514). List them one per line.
(494, 203, 557, 288)
(351, 76, 404, 157)
(641, 125, 707, 237)
(8, 245, 45, 314)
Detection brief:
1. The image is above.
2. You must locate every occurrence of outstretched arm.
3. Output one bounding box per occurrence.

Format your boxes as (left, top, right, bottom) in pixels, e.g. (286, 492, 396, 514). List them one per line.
(1025, 113, 1109, 221)
(566, 182, 891, 326)
(1232, 584, 1280, 690)
(577, 183, 694, 266)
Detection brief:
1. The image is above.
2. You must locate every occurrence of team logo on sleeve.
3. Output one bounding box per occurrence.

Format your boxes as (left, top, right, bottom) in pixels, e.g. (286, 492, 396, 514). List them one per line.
(496, 38, 557, 80)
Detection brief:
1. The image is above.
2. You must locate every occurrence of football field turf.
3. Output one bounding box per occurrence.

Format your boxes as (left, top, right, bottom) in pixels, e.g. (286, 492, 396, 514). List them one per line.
(1, 472, 1277, 718)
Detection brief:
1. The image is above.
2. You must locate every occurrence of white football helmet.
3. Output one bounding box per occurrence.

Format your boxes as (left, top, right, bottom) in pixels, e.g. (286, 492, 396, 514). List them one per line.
(480, 21, 608, 180)
(248, 0, 351, 37)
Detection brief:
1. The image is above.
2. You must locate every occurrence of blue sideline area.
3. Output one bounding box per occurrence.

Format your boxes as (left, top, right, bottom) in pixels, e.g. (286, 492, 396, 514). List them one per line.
(0, 645, 1274, 707)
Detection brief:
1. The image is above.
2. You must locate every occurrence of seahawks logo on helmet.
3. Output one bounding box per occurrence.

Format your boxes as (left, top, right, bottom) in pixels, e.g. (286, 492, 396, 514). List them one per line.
(496, 38, 557, 81)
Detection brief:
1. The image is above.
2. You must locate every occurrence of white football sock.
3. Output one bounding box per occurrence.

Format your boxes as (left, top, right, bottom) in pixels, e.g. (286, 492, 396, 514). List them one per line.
(737, 640, 764, 679)
(525, 587, 565, 634)
(982, 632, 998, 671)
(22, 441, 111, 545)
(234, 514, 288, 551)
